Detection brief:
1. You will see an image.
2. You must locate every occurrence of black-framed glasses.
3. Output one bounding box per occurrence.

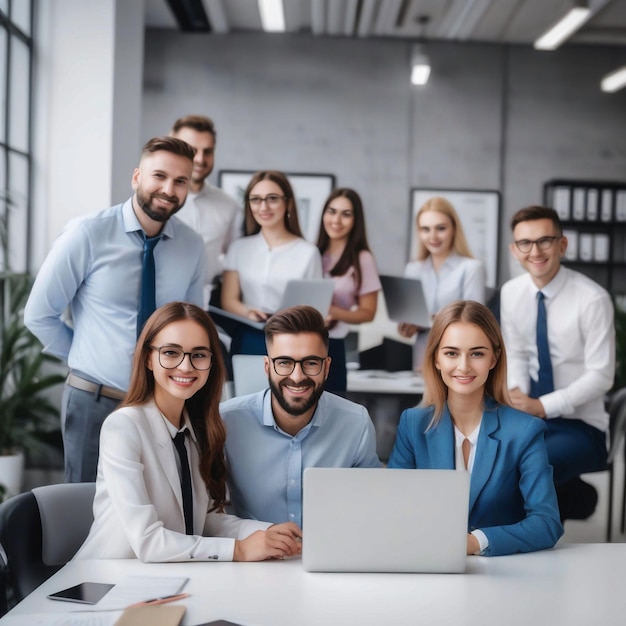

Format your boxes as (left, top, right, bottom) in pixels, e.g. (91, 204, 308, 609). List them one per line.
(150, 346, 212, 370)
(513, 236, 561, 253)
(248, 194, 286, 208)
(270, 356, 327, 377)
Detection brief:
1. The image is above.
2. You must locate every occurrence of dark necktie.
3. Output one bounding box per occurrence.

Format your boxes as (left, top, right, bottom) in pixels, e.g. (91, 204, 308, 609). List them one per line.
(173, 431, 194, 535)
(531, 291, 554, 398)
(137, 234, 161, 337)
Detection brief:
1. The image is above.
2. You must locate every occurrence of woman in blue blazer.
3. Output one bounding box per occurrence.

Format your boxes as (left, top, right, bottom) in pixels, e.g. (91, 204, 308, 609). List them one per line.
(388, 300, 563, 556)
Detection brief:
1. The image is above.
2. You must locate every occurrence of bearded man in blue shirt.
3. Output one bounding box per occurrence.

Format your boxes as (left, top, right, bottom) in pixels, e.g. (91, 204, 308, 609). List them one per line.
(25, 136, 206, 482)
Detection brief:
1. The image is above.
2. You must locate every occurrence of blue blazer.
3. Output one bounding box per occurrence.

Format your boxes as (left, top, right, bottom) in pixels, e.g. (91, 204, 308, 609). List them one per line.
(388, 400, 563, 556)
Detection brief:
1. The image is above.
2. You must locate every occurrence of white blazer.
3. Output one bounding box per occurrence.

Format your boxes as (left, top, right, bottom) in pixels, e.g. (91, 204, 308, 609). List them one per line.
(75, 402, 270, 562)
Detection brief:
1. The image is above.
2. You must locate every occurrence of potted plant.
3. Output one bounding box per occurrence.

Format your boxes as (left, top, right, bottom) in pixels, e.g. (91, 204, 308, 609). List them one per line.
(0, 194, 65, 499)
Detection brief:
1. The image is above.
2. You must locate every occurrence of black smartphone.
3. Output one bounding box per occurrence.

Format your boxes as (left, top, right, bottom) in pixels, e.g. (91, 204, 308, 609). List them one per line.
(47, 582, 115, 604)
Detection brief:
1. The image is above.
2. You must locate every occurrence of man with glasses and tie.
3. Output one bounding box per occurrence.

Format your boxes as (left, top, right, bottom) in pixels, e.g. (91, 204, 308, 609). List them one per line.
(24, 137, 206, 483)
(500, 206, 614, 521)
(220, 305, 381, 526)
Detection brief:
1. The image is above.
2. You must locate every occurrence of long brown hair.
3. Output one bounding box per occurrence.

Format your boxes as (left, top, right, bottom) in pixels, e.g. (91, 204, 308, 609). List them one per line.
(415, 196, 473, 261)
(243, 170, 303, 237)
(422, 300, 510, 428)
(316, 188, 372, 291)
(122, 302, 227, 510)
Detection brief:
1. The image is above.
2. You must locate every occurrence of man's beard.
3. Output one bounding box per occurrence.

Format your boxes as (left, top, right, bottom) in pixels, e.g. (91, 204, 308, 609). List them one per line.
(269, 375, 324, 417)
(137, 190, 183, 223)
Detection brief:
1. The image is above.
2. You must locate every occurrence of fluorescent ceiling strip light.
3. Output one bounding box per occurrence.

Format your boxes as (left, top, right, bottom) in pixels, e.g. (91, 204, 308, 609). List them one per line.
(258, 0, 285, 32)
(601, 66, 626, 93)
(534, 6, 591, 50)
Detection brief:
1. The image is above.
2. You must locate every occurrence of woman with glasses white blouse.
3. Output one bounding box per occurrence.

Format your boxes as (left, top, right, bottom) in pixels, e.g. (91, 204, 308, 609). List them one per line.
(220, 171, 322, 356)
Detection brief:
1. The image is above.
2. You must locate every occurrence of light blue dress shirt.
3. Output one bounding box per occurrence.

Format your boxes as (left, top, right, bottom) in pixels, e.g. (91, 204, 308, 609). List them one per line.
(24, 199, 206, 390)
(221, 389, 381, 526)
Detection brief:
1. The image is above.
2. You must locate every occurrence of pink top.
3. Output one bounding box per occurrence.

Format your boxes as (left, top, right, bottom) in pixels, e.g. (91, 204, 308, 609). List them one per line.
(322, 249, 382, 338)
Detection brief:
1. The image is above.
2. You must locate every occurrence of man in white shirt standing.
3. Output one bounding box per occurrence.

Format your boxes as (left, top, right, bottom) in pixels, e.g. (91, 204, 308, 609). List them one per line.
(500, 205, 615, 521)
(170, 115, 242, 307)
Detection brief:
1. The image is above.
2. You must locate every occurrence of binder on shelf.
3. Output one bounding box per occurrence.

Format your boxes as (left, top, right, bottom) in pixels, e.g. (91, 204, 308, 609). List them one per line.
(572, 188, 586, 221)
(600, 189, 613, 222)
(563, 230, 578, 261)
(593, 233, 610, 262)
(616, 191, 626, 222)
(553, 187, 571, 220)
(578, 233, 594, 262)
(586, 189, 599, 221)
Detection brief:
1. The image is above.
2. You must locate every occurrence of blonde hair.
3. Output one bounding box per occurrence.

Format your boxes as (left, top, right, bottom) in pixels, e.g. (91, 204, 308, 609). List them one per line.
(415, 197, 473, 261)
(421, 300, 510, 428)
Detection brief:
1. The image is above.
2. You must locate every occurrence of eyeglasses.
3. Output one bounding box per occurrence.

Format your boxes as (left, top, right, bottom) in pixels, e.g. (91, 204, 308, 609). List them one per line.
(269, 356, 327, 377)
(513, 236, 561, 253)
(150, 346, 212, 370)
(248, 194, 286, 208)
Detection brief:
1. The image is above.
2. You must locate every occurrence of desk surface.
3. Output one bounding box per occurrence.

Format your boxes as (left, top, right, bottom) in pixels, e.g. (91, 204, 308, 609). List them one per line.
(3, 543, 625, 626)
(347, 369, 424, 394)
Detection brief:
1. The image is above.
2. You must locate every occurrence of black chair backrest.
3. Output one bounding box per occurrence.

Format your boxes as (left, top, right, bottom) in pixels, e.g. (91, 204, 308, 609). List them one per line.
(0, 491, 56, 602)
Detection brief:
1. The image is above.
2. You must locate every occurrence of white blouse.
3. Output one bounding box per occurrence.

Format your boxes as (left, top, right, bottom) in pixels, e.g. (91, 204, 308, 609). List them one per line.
(224, 233, 322, 313)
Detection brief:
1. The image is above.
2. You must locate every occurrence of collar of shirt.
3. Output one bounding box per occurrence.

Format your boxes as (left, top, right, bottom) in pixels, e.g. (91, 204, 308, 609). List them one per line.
(425, 252, 464, 273)
(531, 264, 567, 301)
(453, 421, 481, 473)
(158, 406, 198, 443)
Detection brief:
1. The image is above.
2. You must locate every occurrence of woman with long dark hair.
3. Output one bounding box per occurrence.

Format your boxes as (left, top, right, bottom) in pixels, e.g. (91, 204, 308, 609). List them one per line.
(316, 188, 381, 391)
(76, 302, 301, 562)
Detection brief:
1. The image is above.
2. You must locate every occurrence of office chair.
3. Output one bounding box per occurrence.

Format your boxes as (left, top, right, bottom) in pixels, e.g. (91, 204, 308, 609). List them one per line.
(606, 387, 626, 541)
(0, 482, 95, 606)
(231, 354, 268, 397)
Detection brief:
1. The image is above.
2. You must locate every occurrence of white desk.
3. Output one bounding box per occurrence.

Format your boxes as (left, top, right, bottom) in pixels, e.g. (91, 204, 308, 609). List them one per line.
(347, 369, 424, 395)
(3, 544, 625, 626)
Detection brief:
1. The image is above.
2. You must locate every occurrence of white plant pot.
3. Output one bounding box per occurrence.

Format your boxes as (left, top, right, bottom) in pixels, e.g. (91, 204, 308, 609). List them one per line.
(0, 451, 25, 500)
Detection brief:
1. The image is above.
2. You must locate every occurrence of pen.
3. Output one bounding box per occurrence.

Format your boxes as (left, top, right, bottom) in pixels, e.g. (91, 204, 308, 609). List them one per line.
(128, 592, 190, 608)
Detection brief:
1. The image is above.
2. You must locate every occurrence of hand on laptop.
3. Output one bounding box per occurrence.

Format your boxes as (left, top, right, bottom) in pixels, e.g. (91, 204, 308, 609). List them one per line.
(246, 308, 270, 322)
(398, 322, 418, 338)
(467, 533, 481, 555)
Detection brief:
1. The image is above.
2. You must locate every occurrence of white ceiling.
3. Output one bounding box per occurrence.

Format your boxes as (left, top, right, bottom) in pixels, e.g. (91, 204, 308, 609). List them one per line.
(144, 0, 626, 46)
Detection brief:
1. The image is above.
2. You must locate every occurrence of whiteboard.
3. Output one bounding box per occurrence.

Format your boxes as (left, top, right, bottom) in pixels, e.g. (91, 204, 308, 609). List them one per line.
(409, 189, 500, 288)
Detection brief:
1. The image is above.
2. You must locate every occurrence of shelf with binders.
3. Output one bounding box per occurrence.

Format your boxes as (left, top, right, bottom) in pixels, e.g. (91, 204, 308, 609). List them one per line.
(544, 179, 626, 294)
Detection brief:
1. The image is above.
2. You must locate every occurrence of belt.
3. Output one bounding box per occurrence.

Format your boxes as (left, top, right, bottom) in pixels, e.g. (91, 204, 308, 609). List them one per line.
(66, 373, 126, 401)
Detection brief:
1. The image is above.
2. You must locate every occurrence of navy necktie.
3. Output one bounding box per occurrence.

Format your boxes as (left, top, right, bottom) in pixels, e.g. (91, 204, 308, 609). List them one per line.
(137, 234, 161, 337)
(173, 431, 194, 535)
(531, 291, 554, 398)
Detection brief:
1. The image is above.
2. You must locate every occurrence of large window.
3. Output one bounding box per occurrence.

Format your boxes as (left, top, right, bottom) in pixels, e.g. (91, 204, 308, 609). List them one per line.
(0, 0, 33, 273)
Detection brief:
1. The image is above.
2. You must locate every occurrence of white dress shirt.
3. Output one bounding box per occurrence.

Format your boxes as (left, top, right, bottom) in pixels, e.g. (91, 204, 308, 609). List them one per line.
(176, 183, 243, 305)
(500, 266, 614, 432)
(224, 234, 322, 313)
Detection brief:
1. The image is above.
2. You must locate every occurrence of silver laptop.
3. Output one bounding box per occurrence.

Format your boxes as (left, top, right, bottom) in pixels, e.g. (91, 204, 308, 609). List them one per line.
(209, 278, 335, 330)
(302, 468, 469, 573)
(380, 274, 432, 328)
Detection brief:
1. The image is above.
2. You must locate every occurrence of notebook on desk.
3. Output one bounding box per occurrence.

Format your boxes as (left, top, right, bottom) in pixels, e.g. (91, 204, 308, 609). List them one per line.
(209, 278, 335, 330)
(380, 274, 432, 328)
(302, 467, 469, 573)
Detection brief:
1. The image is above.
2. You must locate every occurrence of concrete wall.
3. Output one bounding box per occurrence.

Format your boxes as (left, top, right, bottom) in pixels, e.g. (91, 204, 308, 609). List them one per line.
(142, 30, 626, 285)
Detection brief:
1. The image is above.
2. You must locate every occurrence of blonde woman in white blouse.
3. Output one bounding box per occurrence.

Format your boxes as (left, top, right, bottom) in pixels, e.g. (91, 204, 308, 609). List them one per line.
(399, 196, 485, 370)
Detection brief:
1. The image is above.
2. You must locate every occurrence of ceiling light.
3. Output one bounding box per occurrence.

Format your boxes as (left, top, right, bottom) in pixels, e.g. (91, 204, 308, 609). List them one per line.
(258, 0, 285, 32)
(534, 3, 591, 50)
(411, 47, 431, 86)
(601, 65, 626, 93)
